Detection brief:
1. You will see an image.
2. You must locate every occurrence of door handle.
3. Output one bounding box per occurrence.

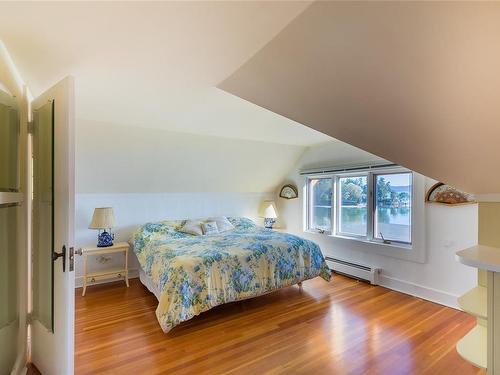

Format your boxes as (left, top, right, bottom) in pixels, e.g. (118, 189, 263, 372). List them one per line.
(52, 245, 66, 272)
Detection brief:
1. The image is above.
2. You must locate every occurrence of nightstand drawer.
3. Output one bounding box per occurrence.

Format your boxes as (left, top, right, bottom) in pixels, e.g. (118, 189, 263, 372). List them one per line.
(86, 268, 127, 283)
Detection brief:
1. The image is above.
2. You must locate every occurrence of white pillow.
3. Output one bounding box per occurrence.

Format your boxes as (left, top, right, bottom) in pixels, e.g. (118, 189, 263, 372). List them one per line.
(180, 220, 204, 236)
(202, 221, 219, 235)
(207, 216, 235, 232)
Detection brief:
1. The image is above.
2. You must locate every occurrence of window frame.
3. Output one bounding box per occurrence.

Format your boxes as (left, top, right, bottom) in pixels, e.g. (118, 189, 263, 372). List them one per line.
(306, 166, 414, 247)
(372, 170, 413, 245)
(335, 173, 369, 240)
(306, 176, 333, 235)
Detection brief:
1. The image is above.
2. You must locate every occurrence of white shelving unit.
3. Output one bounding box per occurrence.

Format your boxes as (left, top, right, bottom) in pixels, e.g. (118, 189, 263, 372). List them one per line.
(458, 285, 487, 320)
(457, 245, 500, 272)
(456, 324, 487, 369)
(456, 245, 500, 375)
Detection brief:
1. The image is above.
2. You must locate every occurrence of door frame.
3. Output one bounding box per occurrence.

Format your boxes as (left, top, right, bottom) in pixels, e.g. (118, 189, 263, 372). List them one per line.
(0, 42, 30, 375)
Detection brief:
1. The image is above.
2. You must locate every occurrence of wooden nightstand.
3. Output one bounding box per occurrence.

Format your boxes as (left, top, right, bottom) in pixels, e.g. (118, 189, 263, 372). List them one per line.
(80, 242, 130, 296)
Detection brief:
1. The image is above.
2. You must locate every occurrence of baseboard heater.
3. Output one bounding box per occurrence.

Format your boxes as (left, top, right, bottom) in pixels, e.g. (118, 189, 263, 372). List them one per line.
(325, 256, 380, 285)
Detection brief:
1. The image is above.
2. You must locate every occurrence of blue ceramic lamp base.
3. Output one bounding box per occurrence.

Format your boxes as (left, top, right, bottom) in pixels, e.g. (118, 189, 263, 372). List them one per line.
(264, 218, 276, 229)
(97, 230, 114, 247)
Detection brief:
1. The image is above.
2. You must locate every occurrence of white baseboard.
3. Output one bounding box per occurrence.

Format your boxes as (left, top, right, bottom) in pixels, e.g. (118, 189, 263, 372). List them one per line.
(75, 268, 139, 288)
(378, 274, 460, 309)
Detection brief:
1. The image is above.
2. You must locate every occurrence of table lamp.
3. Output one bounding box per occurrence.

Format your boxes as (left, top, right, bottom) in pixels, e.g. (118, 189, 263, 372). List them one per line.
(89, 207, 116, 247)
(259, 200, 278, 229)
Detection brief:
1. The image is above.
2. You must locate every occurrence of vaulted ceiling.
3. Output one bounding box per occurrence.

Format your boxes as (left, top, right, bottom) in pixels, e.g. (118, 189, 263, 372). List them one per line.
(0, 1, 328, 146)
(3, 2, 498, 193)
(220, 2, 500, 194)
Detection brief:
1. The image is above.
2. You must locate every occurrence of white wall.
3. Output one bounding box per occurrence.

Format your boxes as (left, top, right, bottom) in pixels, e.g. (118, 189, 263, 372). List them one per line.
(77, 119, 306, 193)
(277, 141, 478, 308)
(75, 120, 307, 286)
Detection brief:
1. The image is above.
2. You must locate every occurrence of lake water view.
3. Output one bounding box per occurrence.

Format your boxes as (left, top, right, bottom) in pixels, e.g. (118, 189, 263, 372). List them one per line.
(340, 206, 411, 242)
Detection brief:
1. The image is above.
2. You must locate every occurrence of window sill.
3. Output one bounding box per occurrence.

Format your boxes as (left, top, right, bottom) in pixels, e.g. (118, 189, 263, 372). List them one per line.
(304, 229, 412, 250)
(305, 229, 332, 236)
(332, 234, 412, 250)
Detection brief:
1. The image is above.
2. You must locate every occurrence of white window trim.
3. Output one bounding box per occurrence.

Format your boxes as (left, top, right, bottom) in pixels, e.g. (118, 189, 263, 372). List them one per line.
(334, 168, 413, 246)
(306, 176, 333, 235)
(304, 167, 426, 264)
(335, 173, 370, 240)
(372, 170, 413, 244)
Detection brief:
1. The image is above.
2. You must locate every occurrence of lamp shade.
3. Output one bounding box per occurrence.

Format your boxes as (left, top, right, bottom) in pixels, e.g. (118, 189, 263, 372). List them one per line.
(258, 201, 278, 219)
(89, 207, 115, 229)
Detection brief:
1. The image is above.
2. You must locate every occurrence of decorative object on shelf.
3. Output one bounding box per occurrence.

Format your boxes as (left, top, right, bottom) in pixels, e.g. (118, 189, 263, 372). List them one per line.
(279, 184, 298, 199)
(259, 200, 278, 229)
(89, 207, 116, 247)
(425, 182, 476, 205)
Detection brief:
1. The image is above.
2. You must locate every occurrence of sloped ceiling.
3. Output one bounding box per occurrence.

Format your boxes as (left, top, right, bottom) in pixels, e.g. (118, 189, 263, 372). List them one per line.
(0, 1, 329, 146)
(220, 1, 500, 194)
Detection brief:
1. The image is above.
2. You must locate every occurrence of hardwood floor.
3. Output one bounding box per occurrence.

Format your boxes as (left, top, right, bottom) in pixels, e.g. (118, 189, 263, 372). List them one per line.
(75, 275, 484, 375)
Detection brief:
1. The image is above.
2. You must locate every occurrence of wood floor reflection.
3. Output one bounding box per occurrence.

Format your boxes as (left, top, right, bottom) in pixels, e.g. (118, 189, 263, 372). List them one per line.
(75, 275, 484, 375)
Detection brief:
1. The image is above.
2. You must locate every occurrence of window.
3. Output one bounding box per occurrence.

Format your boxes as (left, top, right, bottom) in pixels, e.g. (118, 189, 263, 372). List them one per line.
(338, 176, 368, 237)
(374, 172, 412, 244)
(306, 168, 413, 246)
(307, 177, 332, 233)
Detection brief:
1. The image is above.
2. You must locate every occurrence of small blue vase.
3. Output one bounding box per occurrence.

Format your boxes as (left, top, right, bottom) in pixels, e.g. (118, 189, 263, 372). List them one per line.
(97, 230, 114, 247)
(264, 218, 276, 229)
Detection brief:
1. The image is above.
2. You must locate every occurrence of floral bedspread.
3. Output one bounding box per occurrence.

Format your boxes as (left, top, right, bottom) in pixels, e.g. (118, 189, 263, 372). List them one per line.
(130, 218, 331, 332)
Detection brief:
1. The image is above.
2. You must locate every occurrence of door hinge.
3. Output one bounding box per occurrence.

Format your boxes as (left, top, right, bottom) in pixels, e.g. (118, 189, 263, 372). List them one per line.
(53, 245, 66, 272)
(27, 121, 34, 134)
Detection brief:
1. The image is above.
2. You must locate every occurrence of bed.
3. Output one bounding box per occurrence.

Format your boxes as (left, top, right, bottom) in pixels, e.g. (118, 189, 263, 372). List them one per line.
(130, 217, 331, 332)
